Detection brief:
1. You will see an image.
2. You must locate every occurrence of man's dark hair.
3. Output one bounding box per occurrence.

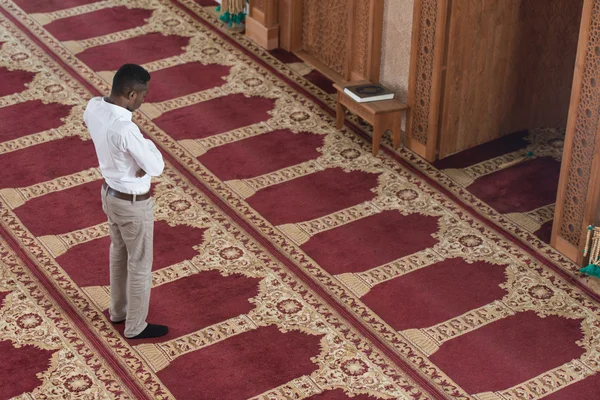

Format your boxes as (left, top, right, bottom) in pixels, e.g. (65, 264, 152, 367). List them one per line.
(111, 64, 151, 97)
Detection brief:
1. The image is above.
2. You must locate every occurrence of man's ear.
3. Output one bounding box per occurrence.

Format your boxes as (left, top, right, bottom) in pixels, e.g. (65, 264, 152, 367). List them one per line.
(128, 91, 136, 99)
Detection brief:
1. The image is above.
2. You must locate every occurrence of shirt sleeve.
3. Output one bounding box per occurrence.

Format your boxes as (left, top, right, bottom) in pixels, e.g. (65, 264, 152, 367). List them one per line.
(123, 124, 165, 177)
(83, 105, 89, 127)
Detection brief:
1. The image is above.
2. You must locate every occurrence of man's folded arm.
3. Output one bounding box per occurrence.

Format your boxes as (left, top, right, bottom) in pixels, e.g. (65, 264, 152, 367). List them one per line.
(125, 126, 164, 177)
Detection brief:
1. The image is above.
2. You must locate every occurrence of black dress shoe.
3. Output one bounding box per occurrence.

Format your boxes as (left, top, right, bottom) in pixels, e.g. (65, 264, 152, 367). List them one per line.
(128, 324, 169, 339)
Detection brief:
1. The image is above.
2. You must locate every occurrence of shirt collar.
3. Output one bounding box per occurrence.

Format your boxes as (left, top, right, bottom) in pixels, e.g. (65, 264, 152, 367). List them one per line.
(101, 97, 132, 121)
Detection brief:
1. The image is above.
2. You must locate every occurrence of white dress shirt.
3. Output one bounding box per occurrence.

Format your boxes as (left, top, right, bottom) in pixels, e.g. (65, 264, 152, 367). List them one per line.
(84, 97, 164, 195)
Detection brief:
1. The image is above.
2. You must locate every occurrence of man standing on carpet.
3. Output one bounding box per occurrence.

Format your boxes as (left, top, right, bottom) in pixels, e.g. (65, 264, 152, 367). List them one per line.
(84, 64, 168, 339)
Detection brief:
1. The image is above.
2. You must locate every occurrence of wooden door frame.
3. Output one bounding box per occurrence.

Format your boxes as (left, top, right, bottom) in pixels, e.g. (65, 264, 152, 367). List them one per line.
(247, 0, 280, 50)
(405, 0, 449, 162)
(406, 0, 600, 263)
(279, 0, 303, 52)
(551, 0, 600, 264)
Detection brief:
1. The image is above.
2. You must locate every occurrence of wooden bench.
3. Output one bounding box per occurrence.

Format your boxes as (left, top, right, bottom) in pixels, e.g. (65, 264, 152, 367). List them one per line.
(334, 81, 408, 156)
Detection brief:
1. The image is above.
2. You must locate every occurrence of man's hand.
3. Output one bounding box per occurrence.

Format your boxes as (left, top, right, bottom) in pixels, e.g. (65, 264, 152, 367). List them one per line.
(136, 169, 147, 178)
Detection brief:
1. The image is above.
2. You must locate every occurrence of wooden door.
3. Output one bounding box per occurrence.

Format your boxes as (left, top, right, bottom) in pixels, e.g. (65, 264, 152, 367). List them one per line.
(437, 0, 582, 159)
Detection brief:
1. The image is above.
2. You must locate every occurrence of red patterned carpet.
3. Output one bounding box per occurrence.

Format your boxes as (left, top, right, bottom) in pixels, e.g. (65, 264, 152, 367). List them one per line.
(1, 1, 600, 399)
(434, 129, 564, 244)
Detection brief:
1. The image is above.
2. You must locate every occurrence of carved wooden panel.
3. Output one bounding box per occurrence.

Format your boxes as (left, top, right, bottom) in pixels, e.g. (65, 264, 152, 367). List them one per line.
(302, 0, 349, 76)
(409, 0, 440, 146)
(558, 0, 600, 246)
(254, 0, 265, 11)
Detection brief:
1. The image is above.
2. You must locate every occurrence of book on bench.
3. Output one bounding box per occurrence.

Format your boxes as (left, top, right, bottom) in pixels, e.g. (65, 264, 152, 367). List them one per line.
(343, 83, 395, 103)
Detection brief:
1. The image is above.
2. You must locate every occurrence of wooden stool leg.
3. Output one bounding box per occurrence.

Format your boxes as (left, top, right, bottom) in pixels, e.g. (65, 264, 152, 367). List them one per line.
(392, 111, 402, 150)
(372, 118, 383, 156)
(336, 94, 345, 130)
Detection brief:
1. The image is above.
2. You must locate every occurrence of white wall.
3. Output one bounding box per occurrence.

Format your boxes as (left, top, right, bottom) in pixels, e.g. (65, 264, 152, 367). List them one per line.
(379, 0, 414, 103)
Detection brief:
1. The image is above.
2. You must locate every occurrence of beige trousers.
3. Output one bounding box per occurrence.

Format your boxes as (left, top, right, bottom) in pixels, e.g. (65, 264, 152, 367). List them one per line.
(101, 185, 154, 338)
